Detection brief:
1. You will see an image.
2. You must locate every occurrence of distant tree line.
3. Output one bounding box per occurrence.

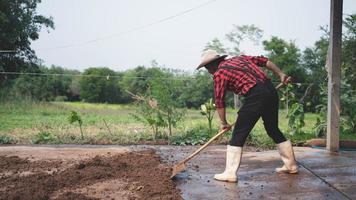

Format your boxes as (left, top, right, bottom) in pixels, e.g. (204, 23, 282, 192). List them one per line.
(0, 64, 217, 108)
(0, 1, 355, 118)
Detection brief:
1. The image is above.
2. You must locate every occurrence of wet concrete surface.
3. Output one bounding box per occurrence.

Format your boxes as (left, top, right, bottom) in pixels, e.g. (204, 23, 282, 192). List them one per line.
(1, 145, 355, 199)
(156, 146, 356, 200)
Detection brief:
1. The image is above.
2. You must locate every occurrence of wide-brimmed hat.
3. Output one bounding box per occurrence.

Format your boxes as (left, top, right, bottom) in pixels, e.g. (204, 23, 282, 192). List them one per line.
(196, 49, 227, 70)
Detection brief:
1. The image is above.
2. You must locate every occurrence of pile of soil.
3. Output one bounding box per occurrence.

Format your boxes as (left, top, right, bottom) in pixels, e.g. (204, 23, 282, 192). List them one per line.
(0, 150, 182, 200)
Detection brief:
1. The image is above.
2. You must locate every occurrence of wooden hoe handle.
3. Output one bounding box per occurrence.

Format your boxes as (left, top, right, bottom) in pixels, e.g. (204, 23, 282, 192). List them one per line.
(276, 76, 291, 90)
(180, 124, 235, 164)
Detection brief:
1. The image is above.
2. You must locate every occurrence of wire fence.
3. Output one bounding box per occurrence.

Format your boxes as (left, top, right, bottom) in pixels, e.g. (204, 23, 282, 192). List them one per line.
(0, 71, 324, 86)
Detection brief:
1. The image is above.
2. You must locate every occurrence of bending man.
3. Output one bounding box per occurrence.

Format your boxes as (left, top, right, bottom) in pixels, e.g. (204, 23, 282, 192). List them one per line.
(196, 50, 298, 183)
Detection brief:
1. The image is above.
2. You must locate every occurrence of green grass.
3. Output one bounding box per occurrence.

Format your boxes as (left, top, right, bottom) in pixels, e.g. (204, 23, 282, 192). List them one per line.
(0, 101, 355, 146)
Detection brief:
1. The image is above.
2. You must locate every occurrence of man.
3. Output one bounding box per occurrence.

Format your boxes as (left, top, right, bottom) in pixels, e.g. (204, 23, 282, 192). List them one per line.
(196, 49, 298, 183)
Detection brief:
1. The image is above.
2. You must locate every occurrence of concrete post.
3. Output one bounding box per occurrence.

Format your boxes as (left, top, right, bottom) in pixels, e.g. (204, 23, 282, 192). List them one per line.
(327, 0, 343, 152)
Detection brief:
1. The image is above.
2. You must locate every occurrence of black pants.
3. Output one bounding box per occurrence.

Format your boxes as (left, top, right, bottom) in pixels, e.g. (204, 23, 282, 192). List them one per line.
(230, 80, 287, 147)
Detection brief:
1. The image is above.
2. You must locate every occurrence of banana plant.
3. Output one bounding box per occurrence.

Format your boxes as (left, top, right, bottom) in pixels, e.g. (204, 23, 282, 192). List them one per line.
(201, 98, 216, 134)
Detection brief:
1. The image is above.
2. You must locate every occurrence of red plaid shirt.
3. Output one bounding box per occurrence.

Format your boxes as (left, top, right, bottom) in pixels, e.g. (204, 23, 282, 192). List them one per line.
(214, 55, 269, 108)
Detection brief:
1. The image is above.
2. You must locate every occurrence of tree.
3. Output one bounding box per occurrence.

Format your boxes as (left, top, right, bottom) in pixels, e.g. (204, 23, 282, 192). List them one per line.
(149, 70, 185, 137)
(10, 73, 53, 101)
(5, 65, 80, 102)
(79, 67, 123, 103)
(341, 14, 356, 134)
(204, 38, 228, 54)
(0, 0, 54, 85)
(312, 14, 356, 136)
(204, 24, 263, 55)
(343, 14, 356, 91)
(120, 66, 164, 99)
(178, 70, 214, 108)
(262, 37, 307, 83)
(42, 65, 80, 100)
(226, 24, 263, 54)
(301, 28, 329, 111)
(262, 36, 309, 113)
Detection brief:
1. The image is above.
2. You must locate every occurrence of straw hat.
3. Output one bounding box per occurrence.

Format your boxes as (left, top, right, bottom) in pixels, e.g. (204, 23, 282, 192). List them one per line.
(196, 50, 227, 69)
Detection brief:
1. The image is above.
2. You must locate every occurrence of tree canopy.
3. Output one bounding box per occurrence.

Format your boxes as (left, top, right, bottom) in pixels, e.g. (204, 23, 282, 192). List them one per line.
(0, 0, 54, 85)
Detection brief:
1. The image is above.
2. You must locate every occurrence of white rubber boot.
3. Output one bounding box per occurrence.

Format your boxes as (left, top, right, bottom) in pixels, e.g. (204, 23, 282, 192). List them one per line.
(214, 145, 242, 182)
(276, 140, 298, 174)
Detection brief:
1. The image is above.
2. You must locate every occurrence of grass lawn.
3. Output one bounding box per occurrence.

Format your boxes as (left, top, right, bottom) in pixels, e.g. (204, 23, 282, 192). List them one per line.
(0, 101, 354, 147)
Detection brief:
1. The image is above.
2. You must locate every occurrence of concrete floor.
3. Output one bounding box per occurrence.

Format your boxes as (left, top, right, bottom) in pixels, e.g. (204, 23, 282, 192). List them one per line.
(157, 146, 356, 200)
(1, 145, 355, 200)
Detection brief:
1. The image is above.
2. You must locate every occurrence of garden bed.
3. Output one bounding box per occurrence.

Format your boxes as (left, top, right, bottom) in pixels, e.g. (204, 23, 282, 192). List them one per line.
(0, 149, 182, 200)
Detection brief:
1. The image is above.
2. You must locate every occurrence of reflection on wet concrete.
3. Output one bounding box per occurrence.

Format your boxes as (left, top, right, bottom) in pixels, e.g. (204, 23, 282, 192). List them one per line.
(157, 146, 356, 200)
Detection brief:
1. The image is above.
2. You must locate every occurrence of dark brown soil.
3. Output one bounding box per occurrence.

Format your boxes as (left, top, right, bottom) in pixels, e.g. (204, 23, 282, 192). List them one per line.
(0, 150, 182, 200)
(0, 155, 64, 174)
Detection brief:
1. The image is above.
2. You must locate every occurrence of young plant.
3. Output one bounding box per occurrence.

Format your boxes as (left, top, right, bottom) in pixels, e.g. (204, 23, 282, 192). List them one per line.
(200, 98, 215, 134)
(128, 91, 165, 140)
(280, 83, 295, 115)
(31, 131, 56, 144)
(170, 125, 216, 146)
(149, 72, 185, 137)
(287, 102, 305, 135)
(68, 111, 84, 139)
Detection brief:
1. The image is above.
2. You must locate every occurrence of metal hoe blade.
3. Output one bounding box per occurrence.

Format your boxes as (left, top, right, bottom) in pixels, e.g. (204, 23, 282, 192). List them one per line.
(170, 162, 186, 179)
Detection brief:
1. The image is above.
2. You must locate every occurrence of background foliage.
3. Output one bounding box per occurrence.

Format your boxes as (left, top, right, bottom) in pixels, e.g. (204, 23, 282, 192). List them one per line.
(0, 2, 355, 144)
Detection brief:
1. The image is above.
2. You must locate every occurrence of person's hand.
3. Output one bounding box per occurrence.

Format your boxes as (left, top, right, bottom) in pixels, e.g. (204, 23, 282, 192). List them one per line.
(220, 122, 232, 131)
(279, 73, 290, 85)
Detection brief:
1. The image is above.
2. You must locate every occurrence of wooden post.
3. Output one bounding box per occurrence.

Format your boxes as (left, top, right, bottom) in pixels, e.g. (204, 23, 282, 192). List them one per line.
(327, 0, 342, 152)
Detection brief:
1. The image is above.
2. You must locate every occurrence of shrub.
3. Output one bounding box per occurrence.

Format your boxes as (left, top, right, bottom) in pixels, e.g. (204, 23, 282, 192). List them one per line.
(0, 135, 14, 144)
(246, 130, 275, 149)
(54, 96, 68, 102)
(31, 131, 56, 144)
(79, 67, 124, 103)
(170, 125, 218, 145)
(287, 102, 305, 135)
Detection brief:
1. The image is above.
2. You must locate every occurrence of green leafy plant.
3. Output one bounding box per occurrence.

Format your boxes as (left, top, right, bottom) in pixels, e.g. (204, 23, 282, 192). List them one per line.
(246, 130, 275, 149)
(313, 117, 327, 137)
(148, 70, 186, 137)
(313, 78, 356, 136)
(200, 98, 215, 134)
(170, 125, 217, 145)
(68, 111, 84, 139)
(287, 102, 305, 135)
(31, 131, 56, 144)
(340, 82, 356, 135)
(280, 83, 296, 114)
(129, 91, 166, 140)
(0, 135, 14, 144)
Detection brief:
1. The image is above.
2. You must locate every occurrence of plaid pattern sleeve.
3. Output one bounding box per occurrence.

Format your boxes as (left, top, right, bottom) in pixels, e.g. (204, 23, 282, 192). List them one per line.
(242, 55, 269, 67)
(213, 74, 227, 108)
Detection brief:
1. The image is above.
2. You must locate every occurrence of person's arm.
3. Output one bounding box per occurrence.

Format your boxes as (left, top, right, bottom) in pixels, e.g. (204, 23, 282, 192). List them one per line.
(217, 108, 231, 130)
(265, 60, 289, 84)
(214, 76, 232, 130)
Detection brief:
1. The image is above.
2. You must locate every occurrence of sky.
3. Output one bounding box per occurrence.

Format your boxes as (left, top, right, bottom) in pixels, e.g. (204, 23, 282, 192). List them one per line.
(31, 0, 356, 72)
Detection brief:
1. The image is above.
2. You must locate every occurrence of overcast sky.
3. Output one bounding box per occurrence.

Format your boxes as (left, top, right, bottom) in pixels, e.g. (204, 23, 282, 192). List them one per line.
(31, 0, 356, 72)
